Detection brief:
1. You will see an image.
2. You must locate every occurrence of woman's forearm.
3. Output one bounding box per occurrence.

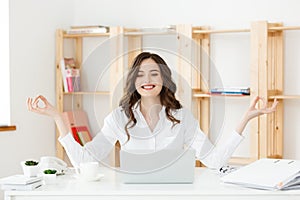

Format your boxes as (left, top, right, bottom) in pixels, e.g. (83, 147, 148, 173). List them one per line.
(235, 113, 250, 135)
(54, 114, 69, 137)
(235, 118, 248, 135)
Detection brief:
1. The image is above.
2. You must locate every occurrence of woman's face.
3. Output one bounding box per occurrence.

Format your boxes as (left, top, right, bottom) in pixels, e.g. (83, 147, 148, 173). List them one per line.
(135, 58, 163, 98)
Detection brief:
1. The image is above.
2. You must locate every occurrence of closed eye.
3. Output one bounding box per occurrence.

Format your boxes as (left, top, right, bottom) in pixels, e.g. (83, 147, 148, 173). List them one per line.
(137, 72, 144, 77)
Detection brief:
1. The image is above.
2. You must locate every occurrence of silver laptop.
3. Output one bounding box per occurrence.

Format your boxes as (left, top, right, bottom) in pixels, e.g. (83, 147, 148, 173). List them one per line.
(119, 149, 195, 184)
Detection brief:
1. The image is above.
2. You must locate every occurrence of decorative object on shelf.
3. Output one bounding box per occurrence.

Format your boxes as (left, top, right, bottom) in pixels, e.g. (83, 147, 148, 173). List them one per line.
(20, 160, 39, 177)
(60, 58, 80, 92)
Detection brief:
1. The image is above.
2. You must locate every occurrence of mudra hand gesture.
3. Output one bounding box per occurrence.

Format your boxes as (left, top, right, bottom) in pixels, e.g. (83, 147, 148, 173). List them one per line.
(27, 95, 68, 137)
(236, 96, 278, 134)
(27, 95, 61, 120)
(245, 96, 278, 121)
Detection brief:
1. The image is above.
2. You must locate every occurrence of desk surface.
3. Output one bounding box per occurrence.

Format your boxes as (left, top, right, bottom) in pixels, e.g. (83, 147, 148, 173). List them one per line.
(5, 168, 300, 200)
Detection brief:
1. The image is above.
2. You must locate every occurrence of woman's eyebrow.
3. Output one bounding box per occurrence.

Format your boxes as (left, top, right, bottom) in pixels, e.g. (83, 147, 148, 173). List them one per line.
(138, 69, 159, 73)
(150, 69, 160, 72)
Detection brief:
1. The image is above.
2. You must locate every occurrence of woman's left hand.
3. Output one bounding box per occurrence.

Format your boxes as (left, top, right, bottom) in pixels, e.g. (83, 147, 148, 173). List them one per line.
(245, 96, 278, 121)
(235, 96, 278, 134)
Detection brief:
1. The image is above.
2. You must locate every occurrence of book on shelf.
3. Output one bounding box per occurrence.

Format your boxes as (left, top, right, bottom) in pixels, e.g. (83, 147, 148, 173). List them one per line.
(63, 110, 92, 146)
(60, 58, 80, 92)
(66, 25, 109, 34)
(210, 87, 250, 95)
(66, 68, 80, 92)
(71, 126, 92, 146)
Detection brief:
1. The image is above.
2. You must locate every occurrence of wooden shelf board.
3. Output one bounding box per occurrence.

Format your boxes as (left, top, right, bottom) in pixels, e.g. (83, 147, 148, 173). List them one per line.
(63, 33, 110, 38)
(193, 29, 250, 34)
(269, 26, 300, 31)
(124, 31, 176, 36)
(269, 95, 300, 100)
(61, 26, 300, 38)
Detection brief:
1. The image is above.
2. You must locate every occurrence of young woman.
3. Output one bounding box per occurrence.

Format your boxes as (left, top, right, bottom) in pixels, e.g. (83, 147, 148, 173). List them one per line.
(27, 52, 278, 169)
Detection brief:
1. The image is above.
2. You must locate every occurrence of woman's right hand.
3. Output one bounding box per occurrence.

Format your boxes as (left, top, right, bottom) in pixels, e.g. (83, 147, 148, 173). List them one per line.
(27, 95, 61, 120)
(27, 95, 69, 137)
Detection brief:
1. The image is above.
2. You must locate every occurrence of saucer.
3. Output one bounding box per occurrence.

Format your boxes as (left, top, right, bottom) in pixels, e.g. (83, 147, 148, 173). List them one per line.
(75, 173, 104, 182)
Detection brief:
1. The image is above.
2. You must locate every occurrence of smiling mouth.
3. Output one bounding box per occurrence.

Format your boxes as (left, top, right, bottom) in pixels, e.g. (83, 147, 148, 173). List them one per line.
(141, 84, 156, 90)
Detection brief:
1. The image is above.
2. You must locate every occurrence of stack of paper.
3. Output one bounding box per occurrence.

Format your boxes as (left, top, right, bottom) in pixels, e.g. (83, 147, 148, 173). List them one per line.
(221, 158, 300, 190)
(0, 175, 42, 191)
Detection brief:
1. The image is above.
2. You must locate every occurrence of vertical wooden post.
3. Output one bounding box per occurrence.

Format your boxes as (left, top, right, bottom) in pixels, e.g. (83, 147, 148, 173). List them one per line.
(176, 24, 193, 109)
(251, 21, 283, 160)
(109, 26, 124, 167)
(267, 23, 283, 158)
(55, 29, 65, 160)
(250, 21, 268, 159)
(195, 27, 210, 137)
(127, 30, 142, 68)
(192, 26, 210, 167)
(74, 38, 83, 110)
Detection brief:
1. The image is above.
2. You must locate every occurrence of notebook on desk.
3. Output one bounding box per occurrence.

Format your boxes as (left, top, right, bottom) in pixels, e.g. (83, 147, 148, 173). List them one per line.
(221, 158, 300, 190)
(119, 149, 195, 184)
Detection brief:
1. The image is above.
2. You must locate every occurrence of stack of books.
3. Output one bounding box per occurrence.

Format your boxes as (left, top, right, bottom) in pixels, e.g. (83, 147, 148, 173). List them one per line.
(210, 87, 250, 95)
(0, 175, 42, 191)
(66, 25, 109, 34)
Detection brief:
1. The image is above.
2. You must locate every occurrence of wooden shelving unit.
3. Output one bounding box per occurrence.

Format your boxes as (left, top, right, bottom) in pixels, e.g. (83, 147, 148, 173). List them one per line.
(56, 21, 296, 166)
(179, 21, 286, 165)
(56, 26, 142, 165)
(56, 27, 124, 161)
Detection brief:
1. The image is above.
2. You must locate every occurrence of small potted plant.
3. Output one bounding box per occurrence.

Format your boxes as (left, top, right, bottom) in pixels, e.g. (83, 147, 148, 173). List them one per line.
(20, 160, 39, 177)
(43, 169, 57, 184)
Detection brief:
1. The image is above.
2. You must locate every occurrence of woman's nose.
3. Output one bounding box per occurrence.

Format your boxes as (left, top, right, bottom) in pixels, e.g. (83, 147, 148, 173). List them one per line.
(143, 74, 151, 83)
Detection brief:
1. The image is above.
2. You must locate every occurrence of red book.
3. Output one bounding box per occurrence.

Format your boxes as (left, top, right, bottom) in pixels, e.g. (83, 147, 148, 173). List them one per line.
(71, 127, 82, 144)
(63, 111, 92, 146)
(71, 126, 92, 146)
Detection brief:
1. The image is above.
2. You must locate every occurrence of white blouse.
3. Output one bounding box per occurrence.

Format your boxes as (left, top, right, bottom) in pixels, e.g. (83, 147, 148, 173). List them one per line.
(59, 103, 244, 169)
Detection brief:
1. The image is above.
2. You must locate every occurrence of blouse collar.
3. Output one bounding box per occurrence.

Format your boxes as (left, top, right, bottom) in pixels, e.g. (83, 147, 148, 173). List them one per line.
(132, 100, 166, 118)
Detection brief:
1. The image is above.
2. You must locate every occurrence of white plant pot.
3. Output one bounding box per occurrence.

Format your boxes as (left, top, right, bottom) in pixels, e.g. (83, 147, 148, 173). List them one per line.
(43, 174, 57, 185)
(20, 161, 39, 177)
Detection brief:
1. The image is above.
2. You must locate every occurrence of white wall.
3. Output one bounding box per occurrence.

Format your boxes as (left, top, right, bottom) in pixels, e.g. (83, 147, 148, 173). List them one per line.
(1, 1, 300, 198)
(0, 1, 73, 198)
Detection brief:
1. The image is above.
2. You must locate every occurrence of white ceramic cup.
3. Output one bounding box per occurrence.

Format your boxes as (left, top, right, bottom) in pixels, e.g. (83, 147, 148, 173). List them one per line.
(77, 162, 99, 181)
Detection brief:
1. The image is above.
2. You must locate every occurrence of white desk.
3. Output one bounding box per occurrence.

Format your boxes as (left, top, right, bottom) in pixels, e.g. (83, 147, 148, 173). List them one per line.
(4, 167, 300, 200)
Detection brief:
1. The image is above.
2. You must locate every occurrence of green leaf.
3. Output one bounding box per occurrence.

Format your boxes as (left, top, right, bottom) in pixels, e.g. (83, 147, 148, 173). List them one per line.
(43, 169, 57, 174)
(25, 160, 39, 166)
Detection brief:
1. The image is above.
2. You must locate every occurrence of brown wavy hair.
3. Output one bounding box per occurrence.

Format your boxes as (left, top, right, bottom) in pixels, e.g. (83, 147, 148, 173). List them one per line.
(119, 52, 182, 141)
